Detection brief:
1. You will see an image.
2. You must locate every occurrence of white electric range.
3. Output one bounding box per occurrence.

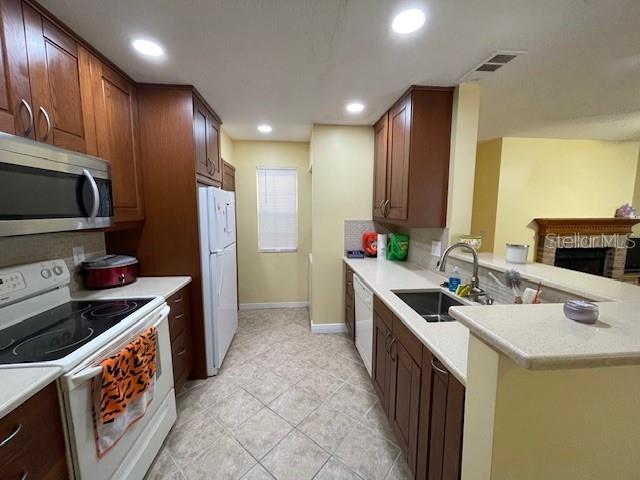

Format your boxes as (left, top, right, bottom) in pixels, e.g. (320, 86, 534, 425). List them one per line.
(0, 259, 177, 480)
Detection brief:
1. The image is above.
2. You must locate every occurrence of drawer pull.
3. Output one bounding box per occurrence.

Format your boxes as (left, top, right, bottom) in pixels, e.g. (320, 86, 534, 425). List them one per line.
(177, 348, 187, 357)
(20, 472, 29, 480)
(173, 296, 184, 304)
(431, 358, 449, 376)
(173, 313, 184, 320)
(0, 424, 21, 447)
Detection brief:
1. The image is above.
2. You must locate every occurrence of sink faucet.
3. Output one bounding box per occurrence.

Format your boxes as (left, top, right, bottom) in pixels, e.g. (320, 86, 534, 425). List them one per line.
(436, 242, 480, 290)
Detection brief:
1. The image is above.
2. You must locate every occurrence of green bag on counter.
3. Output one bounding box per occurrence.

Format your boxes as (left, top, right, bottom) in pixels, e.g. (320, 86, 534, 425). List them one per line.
(386, 233, 409, 261)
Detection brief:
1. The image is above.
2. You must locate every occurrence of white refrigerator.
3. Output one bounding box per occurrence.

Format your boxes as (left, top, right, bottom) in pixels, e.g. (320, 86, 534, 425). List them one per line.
(198, 186, 238, 376)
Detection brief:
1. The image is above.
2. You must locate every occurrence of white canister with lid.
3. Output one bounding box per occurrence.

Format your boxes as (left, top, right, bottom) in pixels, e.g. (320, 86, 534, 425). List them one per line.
(505, 244, 529, 264)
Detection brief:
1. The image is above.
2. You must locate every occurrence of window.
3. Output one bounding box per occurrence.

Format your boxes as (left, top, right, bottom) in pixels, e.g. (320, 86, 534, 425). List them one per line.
(256, 167, 298, 252)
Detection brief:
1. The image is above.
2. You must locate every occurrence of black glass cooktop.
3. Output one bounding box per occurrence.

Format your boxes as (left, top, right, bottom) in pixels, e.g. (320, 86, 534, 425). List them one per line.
(0, 298, 152, 364)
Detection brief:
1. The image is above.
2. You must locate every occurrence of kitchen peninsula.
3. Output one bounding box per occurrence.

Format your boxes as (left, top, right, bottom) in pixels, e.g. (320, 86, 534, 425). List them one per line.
(345, 252, 640, 480)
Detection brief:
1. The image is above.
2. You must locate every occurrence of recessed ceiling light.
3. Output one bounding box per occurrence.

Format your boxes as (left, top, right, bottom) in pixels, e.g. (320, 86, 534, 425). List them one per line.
(392, 8, 426, 34)
(346, 102, 365, 113)
(257, 124, 272, 133)
(131, 39, 164, 57)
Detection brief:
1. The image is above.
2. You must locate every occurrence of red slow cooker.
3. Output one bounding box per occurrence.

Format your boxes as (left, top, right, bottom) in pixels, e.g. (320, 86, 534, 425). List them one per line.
(82, 255, 140, 289)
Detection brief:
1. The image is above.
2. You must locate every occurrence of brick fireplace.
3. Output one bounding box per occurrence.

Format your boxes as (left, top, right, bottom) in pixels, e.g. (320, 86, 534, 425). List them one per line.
(533, 218, 640, 280)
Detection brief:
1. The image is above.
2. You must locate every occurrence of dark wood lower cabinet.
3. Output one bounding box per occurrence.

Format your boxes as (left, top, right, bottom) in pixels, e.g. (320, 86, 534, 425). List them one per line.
(371, 292, 465, 480)
(167, 284, 193, 392)
(0, 382, 69, 479)
(388, 316, 422, 475)
(344, 266, 355, 341)
(417, 348, 465, 480)
(372, 301, 392, 411)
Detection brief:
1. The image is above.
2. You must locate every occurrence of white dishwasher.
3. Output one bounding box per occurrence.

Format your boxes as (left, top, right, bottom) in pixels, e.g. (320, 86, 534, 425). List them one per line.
(353, 274, 373, 376)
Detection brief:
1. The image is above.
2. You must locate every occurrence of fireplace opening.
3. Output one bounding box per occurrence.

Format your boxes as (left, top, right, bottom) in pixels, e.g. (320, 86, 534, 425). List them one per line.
(554, 248, 609, 276)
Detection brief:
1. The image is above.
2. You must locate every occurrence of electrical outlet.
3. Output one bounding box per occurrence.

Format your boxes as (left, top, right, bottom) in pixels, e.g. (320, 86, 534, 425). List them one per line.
(431, 241, 442, 257)
(72, 246, 85, 266)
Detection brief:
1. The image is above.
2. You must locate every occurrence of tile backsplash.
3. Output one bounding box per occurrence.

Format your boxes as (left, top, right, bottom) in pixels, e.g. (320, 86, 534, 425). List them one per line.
(0, 231, 106, 291)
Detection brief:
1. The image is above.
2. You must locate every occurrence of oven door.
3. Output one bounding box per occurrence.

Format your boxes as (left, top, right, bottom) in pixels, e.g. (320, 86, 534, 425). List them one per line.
(60, 304, 176, 480)
(0, 133, 113, 236)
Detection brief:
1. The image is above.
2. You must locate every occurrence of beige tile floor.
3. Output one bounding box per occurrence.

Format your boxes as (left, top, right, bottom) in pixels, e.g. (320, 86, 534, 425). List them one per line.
(146, 308, 412, 480)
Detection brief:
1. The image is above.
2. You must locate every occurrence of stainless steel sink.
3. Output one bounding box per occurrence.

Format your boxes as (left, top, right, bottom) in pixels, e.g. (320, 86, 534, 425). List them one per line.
(394, 290, 465, 323)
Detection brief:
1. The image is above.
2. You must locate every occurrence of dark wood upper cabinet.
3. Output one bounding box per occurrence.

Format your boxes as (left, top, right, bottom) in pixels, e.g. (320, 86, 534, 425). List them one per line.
(194, 98, 222, 184)
(207, 114, 222, 183)
(22, 2, 94, 153)
(222, 160, 236, 192)
(89, 55, 144, 222)
(387, 93, 411, 221)
(0, 0, 33, 138)
(417, 347, 465, 480)
(373, 113, 389, 220)
(372, 86, 454, 228)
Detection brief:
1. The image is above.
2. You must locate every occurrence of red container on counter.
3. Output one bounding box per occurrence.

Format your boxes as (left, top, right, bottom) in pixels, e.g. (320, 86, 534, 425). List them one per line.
(362, 231, 378, 257)
(82, 255, 139, 289)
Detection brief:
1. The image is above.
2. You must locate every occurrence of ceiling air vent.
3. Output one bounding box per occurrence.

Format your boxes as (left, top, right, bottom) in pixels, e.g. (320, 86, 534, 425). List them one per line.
(460, 50, 527, 82)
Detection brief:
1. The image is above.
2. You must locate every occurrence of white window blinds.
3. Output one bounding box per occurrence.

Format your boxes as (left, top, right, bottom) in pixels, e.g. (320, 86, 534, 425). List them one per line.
(256, 167, 298, 252)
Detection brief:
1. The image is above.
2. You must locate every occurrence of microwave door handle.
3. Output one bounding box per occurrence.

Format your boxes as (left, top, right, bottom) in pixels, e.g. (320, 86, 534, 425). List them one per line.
(83, 169, 100, 222)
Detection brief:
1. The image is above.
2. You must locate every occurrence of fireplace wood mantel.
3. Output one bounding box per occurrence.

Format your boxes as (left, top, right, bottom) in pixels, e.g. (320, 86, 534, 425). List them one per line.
(533, 218, 640, 236)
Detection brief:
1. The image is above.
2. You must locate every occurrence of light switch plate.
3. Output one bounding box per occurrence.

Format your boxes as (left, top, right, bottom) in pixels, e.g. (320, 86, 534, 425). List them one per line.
(431, 241, 442, 257)
(72, 246, 85, 266)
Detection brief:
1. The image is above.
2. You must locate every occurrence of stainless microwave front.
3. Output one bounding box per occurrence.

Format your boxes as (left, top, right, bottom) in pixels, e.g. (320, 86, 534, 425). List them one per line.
(0, 133, 114, 237)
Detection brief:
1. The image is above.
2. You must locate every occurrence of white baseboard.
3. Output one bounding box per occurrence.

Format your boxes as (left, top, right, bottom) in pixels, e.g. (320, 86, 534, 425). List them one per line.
(239, 301, 309, 310)
(310, 322, 348, 334)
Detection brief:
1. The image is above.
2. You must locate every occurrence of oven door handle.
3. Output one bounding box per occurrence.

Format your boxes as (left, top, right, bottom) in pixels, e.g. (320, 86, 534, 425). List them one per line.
(65, 305, 170, 388)
(83, 169, 100, 222)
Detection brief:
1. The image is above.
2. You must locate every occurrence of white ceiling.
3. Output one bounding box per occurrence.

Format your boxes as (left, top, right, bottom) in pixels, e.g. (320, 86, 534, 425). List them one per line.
(40, 0, 640, 142)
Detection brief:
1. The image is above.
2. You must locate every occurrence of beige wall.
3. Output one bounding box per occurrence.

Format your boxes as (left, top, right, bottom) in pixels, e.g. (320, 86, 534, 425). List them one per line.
(447, 83, 481, 243)
(234, 140, 311, 305)
(220, 129, 235, 166)
(463, 335, 640, 480)
(310, 125, 374, 325)
(472, 137, 640, 259)
(471, 139, 502, 252)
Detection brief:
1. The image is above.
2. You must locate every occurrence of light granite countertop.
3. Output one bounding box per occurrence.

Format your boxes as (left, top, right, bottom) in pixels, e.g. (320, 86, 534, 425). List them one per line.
(451, 251, 640, 303)
(74, 276, 192, 301)
(343, 257, 470, 385)
(0, 366, 62, 418)
(449, 252, 640, 369)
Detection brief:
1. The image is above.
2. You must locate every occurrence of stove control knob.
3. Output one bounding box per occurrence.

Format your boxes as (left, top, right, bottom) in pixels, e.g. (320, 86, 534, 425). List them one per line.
(53, 265, 64, 276)
(41, 268, 52, 279)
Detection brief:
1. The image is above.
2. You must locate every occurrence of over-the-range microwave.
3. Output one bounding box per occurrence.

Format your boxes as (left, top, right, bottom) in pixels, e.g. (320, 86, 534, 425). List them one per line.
(0, 132, 113, 237)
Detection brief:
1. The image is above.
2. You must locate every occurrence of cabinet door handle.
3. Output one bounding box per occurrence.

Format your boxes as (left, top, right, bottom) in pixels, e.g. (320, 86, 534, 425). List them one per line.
(384, 332, 391, 353)
(39, 106, 52, 142)
(431, 358, 449, 376)
(20, 472, 28, 480)
(383, 199, 390, 217)
(0, 424, 21, 447)
(20, 99, 33, 136)
(177, 348, 187, 357)
(389, 338, 397, 361)
(377, 199, 385, 213)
